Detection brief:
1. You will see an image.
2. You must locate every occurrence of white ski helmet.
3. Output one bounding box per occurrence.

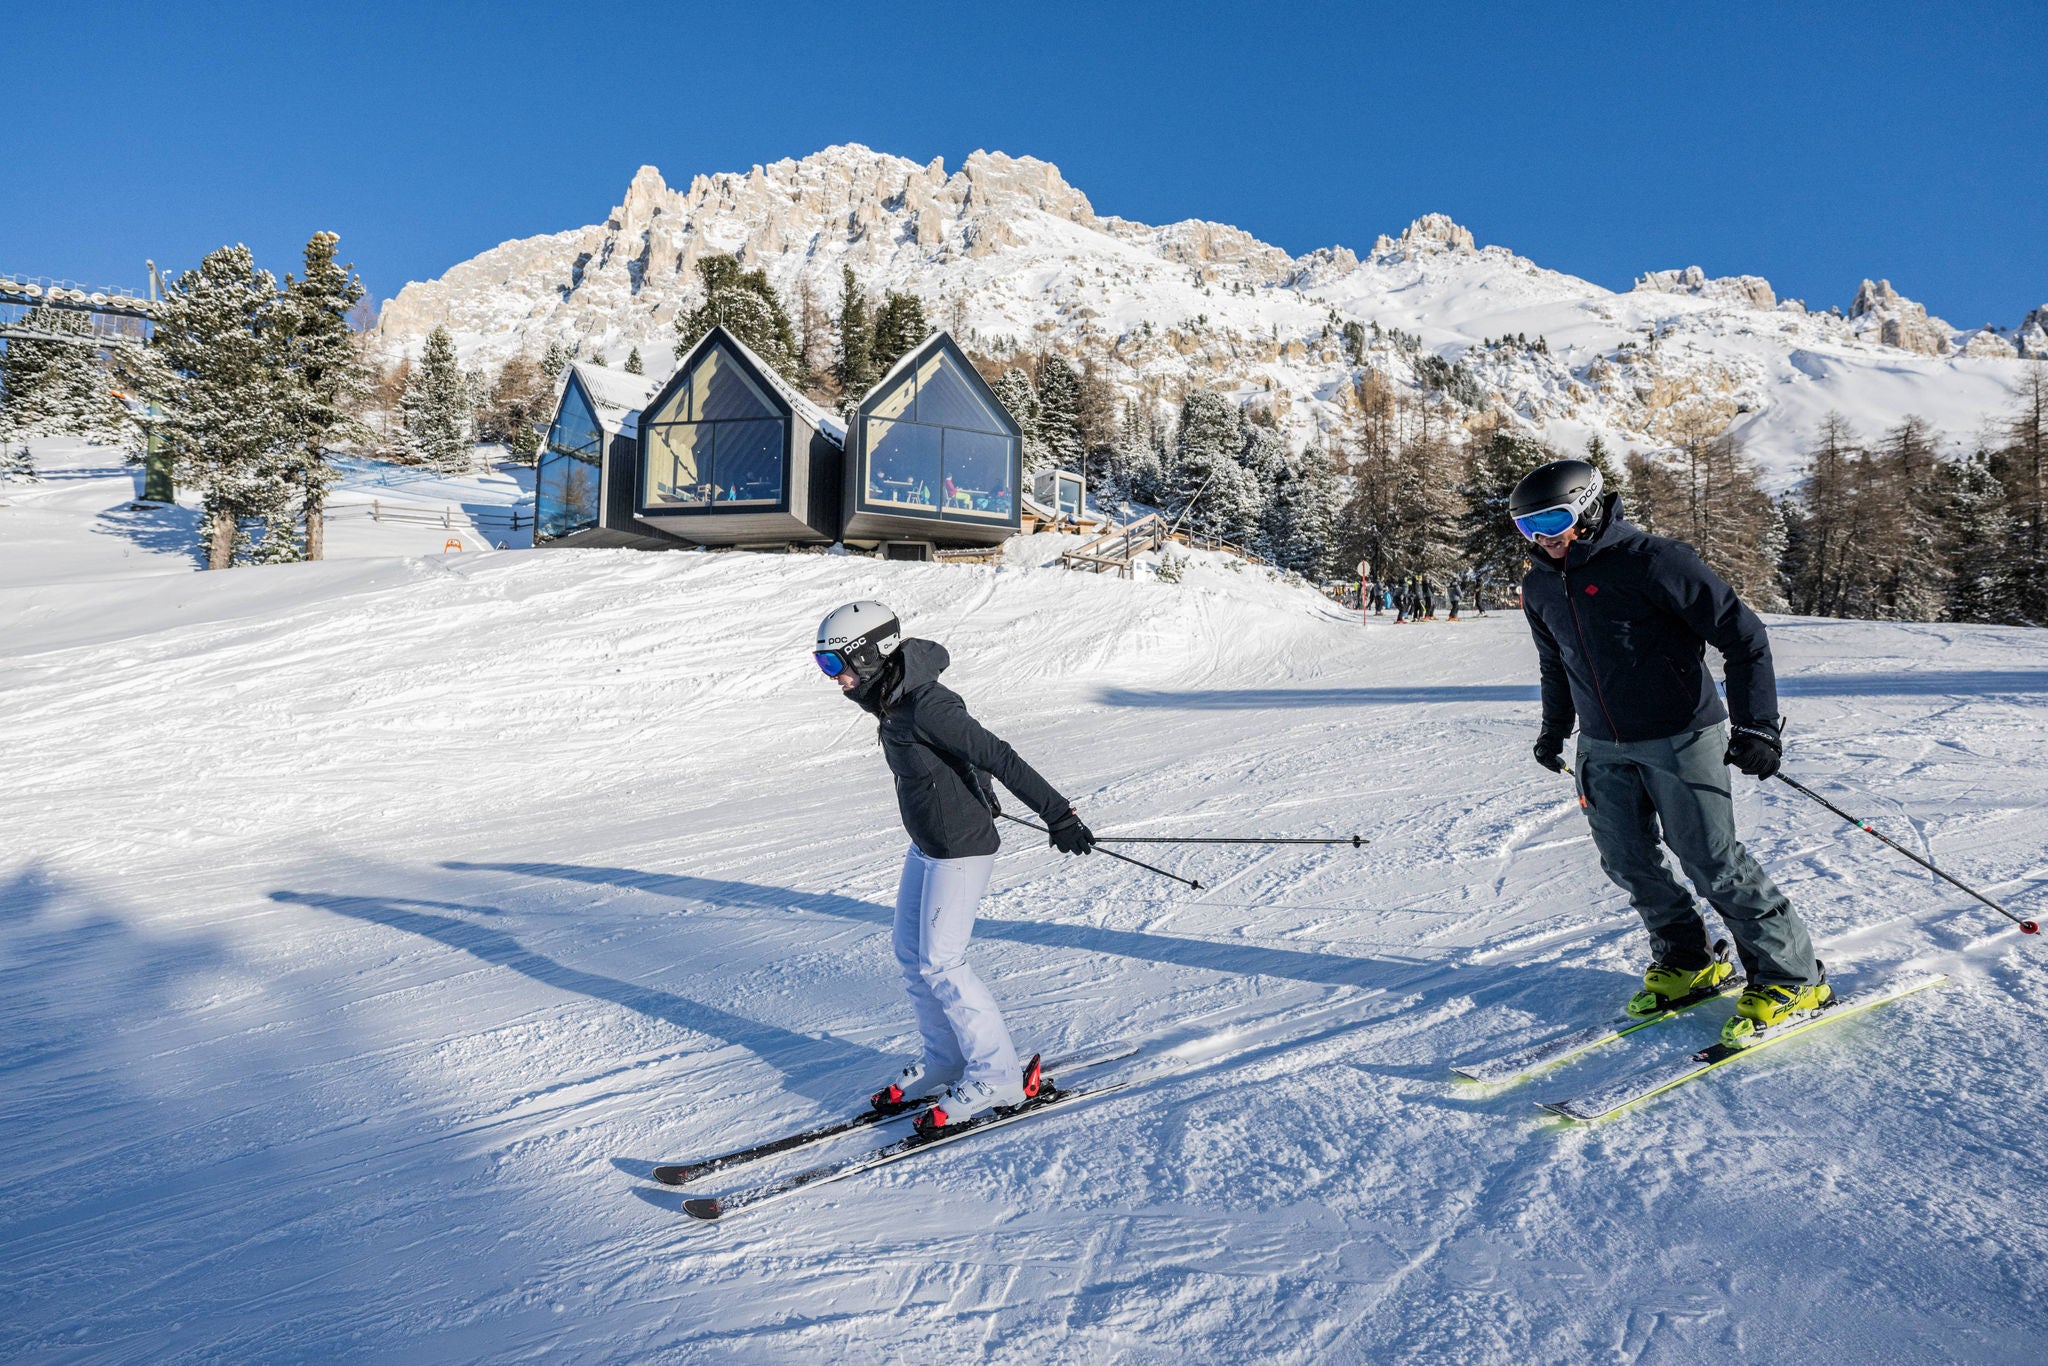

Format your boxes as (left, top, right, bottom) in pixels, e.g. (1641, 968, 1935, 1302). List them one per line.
(814, 600, 902, 680)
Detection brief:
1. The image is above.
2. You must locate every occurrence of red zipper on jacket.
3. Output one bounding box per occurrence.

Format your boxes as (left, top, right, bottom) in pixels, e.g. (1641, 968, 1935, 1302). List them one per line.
(1562, 565, 1624, 741)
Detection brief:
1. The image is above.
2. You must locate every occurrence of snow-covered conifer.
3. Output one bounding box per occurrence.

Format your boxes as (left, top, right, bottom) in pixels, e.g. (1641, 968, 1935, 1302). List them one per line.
(139, 244, 296, 568)
(1034, 356, 1085, 476)
(0, 443, 39, 482)
(676, 256, 798, 379)
(402, 326, 474, 473)
(276, 231, 369, 560)
(1167, 391, 1261, 545)
(989, 367, 1044, 471)
(539, 341, 569, 383)
(0, 306, 129, 443)
(624, 347, 643, 375)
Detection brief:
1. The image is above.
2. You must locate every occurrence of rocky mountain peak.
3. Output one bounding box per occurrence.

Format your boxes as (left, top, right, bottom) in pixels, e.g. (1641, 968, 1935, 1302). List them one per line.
(1371, 214, 1478, 260)
(1849, 278, 1954, 356)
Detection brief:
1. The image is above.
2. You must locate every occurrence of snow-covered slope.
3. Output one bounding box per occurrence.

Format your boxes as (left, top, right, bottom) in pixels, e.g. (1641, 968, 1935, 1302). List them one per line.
(373, 144, 2045, 486)
(5, 503, 2047, 1357)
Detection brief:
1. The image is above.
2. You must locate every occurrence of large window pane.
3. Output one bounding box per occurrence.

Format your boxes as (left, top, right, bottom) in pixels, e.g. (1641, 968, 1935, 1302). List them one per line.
(691, 347, 776, 422)
(916, 353, 1006, 434)
(865, 417, 940, 510)
(536, 448, 601, 539)
(941, 429, 1014, 518)
(712, 419, 784, 504)
(645, 422, 712, 506)
(548, 382, 604, 455)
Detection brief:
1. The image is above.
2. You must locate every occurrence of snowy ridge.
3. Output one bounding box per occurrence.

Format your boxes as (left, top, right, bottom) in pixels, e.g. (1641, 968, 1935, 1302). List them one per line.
(6, 459, 2048, 1355)
(375, 144, 2043, 486)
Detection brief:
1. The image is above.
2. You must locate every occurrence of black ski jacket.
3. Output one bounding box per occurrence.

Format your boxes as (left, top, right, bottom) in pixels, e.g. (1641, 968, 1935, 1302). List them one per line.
(1520, 495, 1779, 744)
(865, 639, 1070, 859)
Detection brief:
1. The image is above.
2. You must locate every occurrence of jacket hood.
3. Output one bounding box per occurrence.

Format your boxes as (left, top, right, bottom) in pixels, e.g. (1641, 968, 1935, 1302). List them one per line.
(886, 638, 950, 703)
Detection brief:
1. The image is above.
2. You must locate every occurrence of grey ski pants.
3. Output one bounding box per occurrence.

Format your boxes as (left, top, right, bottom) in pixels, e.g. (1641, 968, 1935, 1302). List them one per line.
(892, 846, 1020, 1089)
(1576, 722, 1820, 989)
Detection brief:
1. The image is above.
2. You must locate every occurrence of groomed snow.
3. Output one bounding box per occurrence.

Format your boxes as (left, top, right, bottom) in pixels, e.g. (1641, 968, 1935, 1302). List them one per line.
(5, 439, 2047, 1360)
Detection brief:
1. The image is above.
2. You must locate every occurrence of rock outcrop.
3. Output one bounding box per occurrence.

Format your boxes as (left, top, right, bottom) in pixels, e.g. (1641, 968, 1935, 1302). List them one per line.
(1849, 278, 1954, 356)
(1633, 266, 1776, 310)
(1370, 214, 1478, 260)
(2020, 305, 2048, 360)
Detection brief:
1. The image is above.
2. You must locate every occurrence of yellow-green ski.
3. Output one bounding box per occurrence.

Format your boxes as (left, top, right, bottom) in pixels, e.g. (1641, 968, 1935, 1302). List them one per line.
(1537, 973, 1946, 1122)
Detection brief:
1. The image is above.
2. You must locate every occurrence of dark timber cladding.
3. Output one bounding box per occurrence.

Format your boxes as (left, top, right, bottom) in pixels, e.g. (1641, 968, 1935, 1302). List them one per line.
(843, 332, 1023, 546)
(634, 325, 845, 546)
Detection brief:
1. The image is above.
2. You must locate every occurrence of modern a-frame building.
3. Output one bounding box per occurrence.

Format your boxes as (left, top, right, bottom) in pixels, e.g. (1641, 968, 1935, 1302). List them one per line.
(534, 360, 668, 547)
(842, 332, 1024, 548)
(634, 325, 846, 547)
(532, 327, 1024, 555)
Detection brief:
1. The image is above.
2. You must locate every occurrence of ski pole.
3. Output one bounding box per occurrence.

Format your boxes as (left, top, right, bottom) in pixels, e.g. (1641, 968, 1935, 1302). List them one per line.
(998, 813, 1204, 890)
(1773, 772, 2038, 935)
(1091, 834, 1366, 847)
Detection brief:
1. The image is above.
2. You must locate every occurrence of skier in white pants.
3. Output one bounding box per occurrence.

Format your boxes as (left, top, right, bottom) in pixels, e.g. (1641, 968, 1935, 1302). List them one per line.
(814, 600, 1095, 1134)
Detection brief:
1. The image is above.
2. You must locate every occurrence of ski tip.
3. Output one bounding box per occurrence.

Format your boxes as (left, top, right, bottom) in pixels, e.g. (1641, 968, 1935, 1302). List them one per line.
(652, 1165, 695, 1187)
(682, 1197, 724, 1221)
(1535, 1100, 1594, 1123)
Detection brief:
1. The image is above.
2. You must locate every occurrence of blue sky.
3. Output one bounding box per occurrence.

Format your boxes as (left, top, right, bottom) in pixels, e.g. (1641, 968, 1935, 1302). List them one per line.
(6, 2, 2042, 327)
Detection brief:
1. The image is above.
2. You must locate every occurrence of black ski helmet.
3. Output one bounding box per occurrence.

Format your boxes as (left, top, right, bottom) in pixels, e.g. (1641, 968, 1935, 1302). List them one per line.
(1509, 459, 1604, 540)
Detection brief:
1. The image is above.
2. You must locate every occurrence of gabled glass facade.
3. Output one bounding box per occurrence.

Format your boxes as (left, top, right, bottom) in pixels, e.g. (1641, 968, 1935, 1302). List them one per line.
(860, 349, 1015, 522)
(641, 344, 785, 510)
(536, 376, 604, 542)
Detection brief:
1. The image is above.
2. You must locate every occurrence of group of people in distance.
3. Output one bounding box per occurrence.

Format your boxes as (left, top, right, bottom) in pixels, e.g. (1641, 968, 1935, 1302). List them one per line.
(805, 458, 1832, 1136)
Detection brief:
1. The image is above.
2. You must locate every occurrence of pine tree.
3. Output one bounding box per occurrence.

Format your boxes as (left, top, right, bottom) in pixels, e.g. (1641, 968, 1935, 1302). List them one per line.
(990, 367, 1043, 469)
(1034, 355, 1084, 475)
(0, 443, 38, 482)
(1868, 415, 1950, 620)
(1459, 427, 1554, 600)
(871, 292, 929, 375)
(539, 340, 569, 383)
(1262, 441, 1342, 576)
(0, 305, 129, 442)
(624, 347, 643, 375)
(275, 231, 368, 560)
(1166, 391, 1261, 545)
(402, 326, 474, 473)
(834, 266, 877, 402)
(138, 244, 296, 569)
(1943, 451, 2015, 622)
(675, 255, 798, 378)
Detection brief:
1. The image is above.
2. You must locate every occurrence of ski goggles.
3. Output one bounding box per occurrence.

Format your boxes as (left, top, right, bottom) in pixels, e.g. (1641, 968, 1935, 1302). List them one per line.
(1513, 504, 1579, 540)
(813, 649, 853, 677)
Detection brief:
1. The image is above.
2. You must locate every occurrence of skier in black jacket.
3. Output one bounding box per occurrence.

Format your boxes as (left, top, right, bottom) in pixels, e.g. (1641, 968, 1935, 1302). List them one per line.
(814, 600, 1095, 1132)
(1512, 459, 1831, 1045)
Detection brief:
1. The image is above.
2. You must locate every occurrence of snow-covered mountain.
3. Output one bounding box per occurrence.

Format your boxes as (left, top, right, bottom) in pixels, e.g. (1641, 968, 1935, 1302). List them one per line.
(375, 144, 2045, 485)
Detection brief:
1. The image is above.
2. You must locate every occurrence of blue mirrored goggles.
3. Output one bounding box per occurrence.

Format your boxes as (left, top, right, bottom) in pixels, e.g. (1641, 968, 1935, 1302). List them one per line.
(813, 650, 851, 677)
(1513, 505, 1579, 540)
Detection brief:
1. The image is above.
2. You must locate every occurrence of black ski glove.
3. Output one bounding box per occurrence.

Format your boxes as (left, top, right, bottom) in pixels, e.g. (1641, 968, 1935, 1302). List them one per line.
(1724, 720, 1783, 779)
(1048, 809, 1095, 855)
(1532, 731, 1569, 774)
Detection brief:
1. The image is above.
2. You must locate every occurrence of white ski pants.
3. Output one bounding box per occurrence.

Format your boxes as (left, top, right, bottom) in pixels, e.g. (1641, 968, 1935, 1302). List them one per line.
(892, 845, 1019, 1090)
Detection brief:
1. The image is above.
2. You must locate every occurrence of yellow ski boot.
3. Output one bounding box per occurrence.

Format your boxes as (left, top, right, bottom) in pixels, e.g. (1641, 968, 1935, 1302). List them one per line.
(1721, 970, 1834, 1048)
(1626, 941, 1735, 1017)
